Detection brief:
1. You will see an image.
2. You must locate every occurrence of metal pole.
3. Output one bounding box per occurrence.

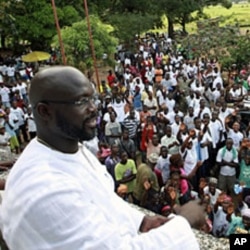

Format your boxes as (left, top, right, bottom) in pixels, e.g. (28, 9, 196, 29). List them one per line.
(83, 0, 100, 92)
(51, 0, 67, 65)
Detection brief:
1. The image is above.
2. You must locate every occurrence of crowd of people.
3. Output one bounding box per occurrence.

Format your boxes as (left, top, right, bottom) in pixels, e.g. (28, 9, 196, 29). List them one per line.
(0, 65, 204, 250)
(0, 59, 36, 160)
(87, 33, 250, 237)
(0, 32, 250, 243)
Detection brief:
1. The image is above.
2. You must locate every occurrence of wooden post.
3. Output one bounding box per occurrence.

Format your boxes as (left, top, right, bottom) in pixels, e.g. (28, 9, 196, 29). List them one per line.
(83, 0, 100, 92)
(51, 0, 67, 65)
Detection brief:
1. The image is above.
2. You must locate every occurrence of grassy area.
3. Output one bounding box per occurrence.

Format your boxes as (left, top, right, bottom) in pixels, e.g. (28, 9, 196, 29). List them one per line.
(188, 3, 250, 33)
(152, 3, 250, 34)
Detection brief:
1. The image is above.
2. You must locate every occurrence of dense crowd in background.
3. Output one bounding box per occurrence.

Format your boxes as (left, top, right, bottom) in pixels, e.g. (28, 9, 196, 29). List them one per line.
(1, 33, 250, 237)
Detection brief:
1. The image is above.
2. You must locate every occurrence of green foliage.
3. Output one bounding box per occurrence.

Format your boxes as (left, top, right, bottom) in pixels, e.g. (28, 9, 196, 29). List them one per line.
(1, 0, 81, 50)
(61, 6, 81, 26)
(228, 35, 250, 68)
(107, 12, 159, 49)
(52, 15, 118, 70)
(180, 21, 250, 69)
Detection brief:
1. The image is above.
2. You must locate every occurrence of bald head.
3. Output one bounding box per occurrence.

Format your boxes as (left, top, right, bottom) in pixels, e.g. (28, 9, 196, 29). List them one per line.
(29, 66, 90, 108)
(29, 66, 97, 152)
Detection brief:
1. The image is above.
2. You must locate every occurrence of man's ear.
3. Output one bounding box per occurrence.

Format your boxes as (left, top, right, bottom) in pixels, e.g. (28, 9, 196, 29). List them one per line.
(36, 103, 52, 121)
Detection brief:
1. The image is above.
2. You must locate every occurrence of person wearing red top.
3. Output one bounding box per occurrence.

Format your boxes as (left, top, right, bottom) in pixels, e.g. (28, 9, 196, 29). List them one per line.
(140, 116, 157, 163)
(139, 105, 152, 124)
(107, 70, 116, 88)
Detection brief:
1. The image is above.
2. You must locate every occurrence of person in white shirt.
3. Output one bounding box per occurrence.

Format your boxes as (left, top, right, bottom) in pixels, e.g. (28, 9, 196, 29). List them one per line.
(180, 129, 202, 191)
(143, 91, 157, 120)
(7, 64, 16, 84)
(10, 100, 28, 143)
(155, 146, 171, 184)
(171, 114, 181, 136)
(168, 104, 184, 124)
(161, 125, 180, 155)
(216, 138, 239, 195)
(202, 177, 222, 208)
(0, 66, 204, 250)
(194, 98, 211, 120)
(112, 96, 126, 124)
(208, 110, 224, 166)
(199, 113, 213, 177)
(225, 121, 243, 150)
(0, 83, 11, 108)
(16, 79, 28, 104)
(24, 106, 37, 139)
(183, 106, 195, 130)
(145, 65, 155, 85)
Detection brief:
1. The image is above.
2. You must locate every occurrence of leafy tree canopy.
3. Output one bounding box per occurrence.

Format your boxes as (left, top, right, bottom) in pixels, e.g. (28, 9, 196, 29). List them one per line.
(52, 15, 118, 70)
(180, 20, 250, 69)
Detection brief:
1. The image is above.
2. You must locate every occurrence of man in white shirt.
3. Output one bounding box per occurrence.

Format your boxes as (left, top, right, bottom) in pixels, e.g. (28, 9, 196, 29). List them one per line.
(161, 125, 180, 155)
(143, 91, 157, 120)
(0, 66, 204, 250)
(10, 100, 28, 143)
(0, 82, 11, 108)
(155, 146, 171, 184)
(226, 121, 243, 150)
(216, 138, 239, 195)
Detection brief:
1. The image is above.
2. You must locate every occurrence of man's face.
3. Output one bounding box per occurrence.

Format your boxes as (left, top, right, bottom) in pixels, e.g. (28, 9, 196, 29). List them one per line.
(208, 183, 216, 195)
(200, 100, 205, 108)
(123, 131, 129, 139)
(130, 110, 135, 118)
(195, 118, 201, 129)
(233, 122, 240, 132)
(152, 135, 159, 145)
(111, 144, 119, 154)
(110, 113, 116, 122)
(211, 112, 217, 121)
(188, 107, 194, 115)
(226, 139, 233, 150)
(203, 115, 210, 125)
(54, 85, 97, 142)
(242, 216, 250, 229)
(174, 115, 180, 124)
(161, 148, 168, 158)
(121, 152, 128, 164)
(166, 127, 172, 137)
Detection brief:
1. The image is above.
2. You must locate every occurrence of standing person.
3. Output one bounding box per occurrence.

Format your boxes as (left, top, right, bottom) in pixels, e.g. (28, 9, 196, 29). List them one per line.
(0, 66, 204, 250)
(10, 100, 28, 144)
(0, 82, 11, 108)
(104, 143, 121, 185)
(123, 108, 140, 148)
(24, 106, 37, 140)
(133, 153, 160, 212)
(107, 70, 116, 88)
(3, 112, 20, 155)
(155, 146, 171, 186)
(225, 120, 244, 150)
(140, 116, 157, 163)
(116, 128, 136, 161)
(160, 125, 180, 155)
(143, 91, 158, 122)
(0, 125, 12, 161)
(216, 138, 239, 195)
(16, 79, 28, 105)
(114, 151, 137, 200)
(146, 133, 161, 160)
(104, 112, 122, 145)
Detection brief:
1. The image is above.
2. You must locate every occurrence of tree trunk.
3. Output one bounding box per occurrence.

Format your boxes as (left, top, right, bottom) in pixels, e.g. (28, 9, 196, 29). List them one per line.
(182, 21, 186, 34)
(167, 16, 174, 39)
(1, 34, 6, 49)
